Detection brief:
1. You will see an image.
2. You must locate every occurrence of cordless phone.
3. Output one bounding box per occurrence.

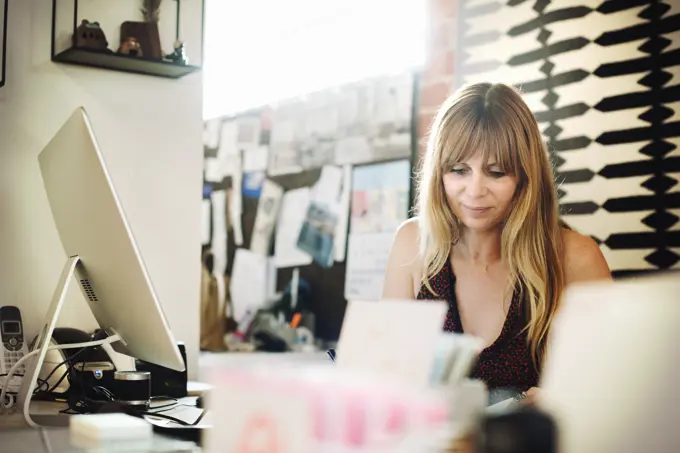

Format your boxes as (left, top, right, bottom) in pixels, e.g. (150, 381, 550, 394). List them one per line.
(0, 306, 29, 393)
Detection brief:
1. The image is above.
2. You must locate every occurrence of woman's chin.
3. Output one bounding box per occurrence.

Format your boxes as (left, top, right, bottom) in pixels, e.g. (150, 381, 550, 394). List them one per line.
(460, 217, 502, 232)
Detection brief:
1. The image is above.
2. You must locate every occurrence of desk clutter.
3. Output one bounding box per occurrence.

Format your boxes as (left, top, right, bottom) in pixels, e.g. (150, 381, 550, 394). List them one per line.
(201, 273, 680, 453)
(0, 325, 191, 422)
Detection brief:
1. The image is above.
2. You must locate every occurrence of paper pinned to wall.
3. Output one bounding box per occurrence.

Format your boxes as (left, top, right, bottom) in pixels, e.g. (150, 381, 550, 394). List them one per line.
(250, 179, 284, 256)
(201, 199, 211, 246)
(204, 157, 223, 183)
(344, 233, 394, 301)
(203, 119, 220, 149)
(230, 248, 269, 323)
(297, 200, 338, 268)
(217, 121, 239, 158)
(243, 145, 269, 172)
(344, 159, 411, 300)
(275, 188, 313, 269)
(230, 173, 244, 246)
(237, 116, 262, 148)
(333, 165, 352, 262)
(312, 165, 343, 204)
(211, 190, 228, 307)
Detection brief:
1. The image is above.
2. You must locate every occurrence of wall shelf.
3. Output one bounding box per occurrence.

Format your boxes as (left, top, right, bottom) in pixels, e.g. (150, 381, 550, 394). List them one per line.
(52, 47, 200, 79)
(51, 0, 204, 79)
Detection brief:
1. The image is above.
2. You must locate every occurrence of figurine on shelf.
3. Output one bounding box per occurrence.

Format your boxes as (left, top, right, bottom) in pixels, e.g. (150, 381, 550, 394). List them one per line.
(164, 40, 188, 65)
(74, 20, 110, 52)
(117, 37, 143, 57)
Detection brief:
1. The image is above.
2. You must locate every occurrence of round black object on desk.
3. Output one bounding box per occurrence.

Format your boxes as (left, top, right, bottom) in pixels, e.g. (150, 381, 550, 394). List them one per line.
(112, 371, 151, 409)
(476, 406, 557, 453)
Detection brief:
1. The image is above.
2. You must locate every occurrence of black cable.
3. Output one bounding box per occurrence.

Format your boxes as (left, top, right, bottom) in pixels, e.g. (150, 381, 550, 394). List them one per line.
(39, 346, 88, 393)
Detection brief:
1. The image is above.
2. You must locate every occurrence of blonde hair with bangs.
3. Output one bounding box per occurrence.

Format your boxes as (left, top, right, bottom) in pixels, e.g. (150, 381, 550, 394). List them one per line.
(416, 82, 566, 368)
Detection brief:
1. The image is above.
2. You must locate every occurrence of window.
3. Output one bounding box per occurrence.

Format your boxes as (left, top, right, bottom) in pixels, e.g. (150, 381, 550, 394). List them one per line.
(203, 0, 427, 119)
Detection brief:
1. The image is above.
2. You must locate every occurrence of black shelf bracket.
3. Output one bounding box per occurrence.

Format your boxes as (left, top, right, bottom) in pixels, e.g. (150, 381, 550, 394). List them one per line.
(1, 0, 8, 88)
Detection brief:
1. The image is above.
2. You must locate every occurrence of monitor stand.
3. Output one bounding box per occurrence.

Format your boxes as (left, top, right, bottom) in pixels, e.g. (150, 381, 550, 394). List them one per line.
(14, 256, 124, 428)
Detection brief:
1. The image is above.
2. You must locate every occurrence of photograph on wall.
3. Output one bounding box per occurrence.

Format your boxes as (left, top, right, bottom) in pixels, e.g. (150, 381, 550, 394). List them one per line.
(344, 159, 411, 301)
(296, 200, 338, 268)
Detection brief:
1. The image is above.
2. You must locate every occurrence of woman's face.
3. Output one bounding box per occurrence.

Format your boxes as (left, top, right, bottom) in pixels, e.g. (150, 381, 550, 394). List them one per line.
(442, 153, 518, 232)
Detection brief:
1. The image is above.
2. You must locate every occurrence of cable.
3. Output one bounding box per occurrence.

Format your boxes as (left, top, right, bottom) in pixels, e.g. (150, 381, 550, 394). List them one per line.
(0, 334, 121, 410)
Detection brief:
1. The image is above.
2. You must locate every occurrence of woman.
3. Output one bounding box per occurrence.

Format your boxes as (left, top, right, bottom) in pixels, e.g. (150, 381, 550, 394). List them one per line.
(382, 82, 611, 397)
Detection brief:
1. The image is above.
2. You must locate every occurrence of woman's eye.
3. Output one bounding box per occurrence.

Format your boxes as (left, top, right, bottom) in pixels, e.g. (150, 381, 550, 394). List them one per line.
(451, 168, 467, 174)
(489, 169, 505, 177)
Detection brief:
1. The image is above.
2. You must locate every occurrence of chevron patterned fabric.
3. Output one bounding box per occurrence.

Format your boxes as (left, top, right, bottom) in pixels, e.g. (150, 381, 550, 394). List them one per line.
(455, 0, 680, 277)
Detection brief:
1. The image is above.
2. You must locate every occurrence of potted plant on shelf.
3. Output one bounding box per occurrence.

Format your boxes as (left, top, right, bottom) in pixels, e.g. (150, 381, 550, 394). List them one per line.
(118, 0, 163, 60)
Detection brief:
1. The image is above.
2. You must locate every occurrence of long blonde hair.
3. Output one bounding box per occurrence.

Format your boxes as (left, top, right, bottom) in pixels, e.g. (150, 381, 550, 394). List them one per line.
(416, 82, 566, 368)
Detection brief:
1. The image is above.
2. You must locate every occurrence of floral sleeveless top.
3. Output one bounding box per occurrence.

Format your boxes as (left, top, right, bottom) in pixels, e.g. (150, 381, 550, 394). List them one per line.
(417, 259, 540, 392)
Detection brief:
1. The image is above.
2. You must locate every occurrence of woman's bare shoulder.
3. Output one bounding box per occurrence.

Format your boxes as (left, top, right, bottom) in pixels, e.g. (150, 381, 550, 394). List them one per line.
(561, 228, 611, 285)
(390, 218, 425, 267)
(382, 218, 422, 299)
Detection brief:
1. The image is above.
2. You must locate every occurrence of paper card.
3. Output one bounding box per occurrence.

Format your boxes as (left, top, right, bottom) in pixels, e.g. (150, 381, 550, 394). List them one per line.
(218, 121, 239, 158)
(275, 188, 313, 269)
(204, 378, 311, 453)
(229, 248, 269, 323)
(201, 199, 211, 246)
(203, 119, 220, 149)
(250, 180, 284, 256)
(333, 165, 352, 262)
(311, 165, 343, 205)
(343, 232, 393, 301)
(243, 145, 270, 173)
(230, 172, 244, 246)
(335, 299, 448, 388)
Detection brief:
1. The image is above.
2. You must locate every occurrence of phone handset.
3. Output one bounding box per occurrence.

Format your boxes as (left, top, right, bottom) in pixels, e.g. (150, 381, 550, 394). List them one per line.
(0, 306, 29, 394)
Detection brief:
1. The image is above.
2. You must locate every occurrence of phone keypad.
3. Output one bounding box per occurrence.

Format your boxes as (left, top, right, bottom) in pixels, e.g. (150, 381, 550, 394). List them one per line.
(4, 350, 25, 374)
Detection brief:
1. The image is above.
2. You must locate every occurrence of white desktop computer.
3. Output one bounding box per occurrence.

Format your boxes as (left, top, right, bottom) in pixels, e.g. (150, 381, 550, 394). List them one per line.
(13, 107, 186, 427)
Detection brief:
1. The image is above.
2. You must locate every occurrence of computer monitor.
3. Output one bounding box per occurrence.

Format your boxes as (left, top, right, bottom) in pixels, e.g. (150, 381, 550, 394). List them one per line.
(17, 107, 185, 425)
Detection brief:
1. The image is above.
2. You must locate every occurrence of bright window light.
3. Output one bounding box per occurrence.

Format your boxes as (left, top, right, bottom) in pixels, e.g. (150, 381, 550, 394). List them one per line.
(203, 0, 427, 119)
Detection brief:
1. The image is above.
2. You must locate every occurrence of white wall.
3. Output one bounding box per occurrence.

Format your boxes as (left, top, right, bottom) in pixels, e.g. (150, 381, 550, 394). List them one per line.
(0, 0, 204, 378)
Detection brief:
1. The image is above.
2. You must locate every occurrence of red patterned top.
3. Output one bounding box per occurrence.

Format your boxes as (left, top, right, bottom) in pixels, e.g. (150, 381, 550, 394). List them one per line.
(417, 258, 539, 392)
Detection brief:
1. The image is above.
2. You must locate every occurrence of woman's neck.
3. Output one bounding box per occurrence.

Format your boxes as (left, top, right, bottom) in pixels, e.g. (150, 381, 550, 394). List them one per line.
(454, 228, 502, 265)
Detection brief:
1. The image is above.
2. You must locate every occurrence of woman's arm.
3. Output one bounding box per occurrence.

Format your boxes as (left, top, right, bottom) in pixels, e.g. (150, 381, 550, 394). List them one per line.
(381, 218, 420, 300)
(563, 229, 612, 285)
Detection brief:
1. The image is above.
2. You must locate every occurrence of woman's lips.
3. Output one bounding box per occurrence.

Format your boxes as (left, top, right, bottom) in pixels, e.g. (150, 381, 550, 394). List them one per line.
(462, 205, 491, 217)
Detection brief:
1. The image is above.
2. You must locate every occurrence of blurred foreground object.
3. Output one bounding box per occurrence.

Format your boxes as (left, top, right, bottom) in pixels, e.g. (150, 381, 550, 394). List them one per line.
(540, 273, 680, 453)
(476, 406, 556, 453)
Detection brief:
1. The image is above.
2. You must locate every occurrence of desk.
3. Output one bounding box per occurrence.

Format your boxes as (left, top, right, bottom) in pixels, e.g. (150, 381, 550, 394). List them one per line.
(0, 397, 208, 431)
(0, 427, 199, 453)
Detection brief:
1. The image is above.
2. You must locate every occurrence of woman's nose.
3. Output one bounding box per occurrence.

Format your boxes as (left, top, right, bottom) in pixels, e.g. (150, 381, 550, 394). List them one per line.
(466, 173, 487, 198)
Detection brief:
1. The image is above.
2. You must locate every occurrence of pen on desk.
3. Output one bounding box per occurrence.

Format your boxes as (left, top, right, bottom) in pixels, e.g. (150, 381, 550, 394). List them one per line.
(326, 348, 336, 363)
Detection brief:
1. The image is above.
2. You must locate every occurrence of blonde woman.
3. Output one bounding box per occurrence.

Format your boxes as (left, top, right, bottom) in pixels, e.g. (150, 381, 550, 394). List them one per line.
(383, 82, 611, 397)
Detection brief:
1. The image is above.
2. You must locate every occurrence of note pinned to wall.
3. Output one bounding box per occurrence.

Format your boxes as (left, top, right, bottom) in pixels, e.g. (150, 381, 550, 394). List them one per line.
(275, 188, 313, 269)
(211, 191, 228, 306)
(333, 165, 352, 262)
(203, 118, 220, 149)
(230, 248, 269, 323)
(243, 145, 269, 173)
(218, 120, 239, 158)
(344, 159, 411, 300)
(201, 199, 211, 246)
(250, 179, 284, 256)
